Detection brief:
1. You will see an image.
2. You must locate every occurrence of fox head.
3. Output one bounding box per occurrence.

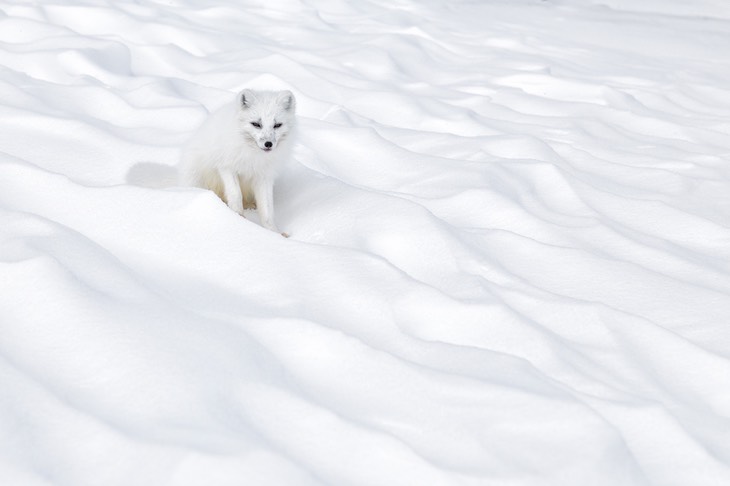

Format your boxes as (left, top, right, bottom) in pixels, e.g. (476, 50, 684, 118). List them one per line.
(237, 89, 296, 153)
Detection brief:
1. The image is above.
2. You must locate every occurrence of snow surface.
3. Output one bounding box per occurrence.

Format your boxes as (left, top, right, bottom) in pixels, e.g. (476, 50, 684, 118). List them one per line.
(2, 0, 730, 484)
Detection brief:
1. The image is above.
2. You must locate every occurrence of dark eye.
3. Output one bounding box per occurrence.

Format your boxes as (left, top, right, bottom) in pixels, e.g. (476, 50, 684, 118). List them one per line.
(251, 122, 261, 128)
(274, 123, 282, 129)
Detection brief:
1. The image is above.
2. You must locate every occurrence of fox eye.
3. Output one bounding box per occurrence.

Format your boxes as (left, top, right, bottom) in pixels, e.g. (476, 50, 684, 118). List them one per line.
(251, 122, 262, 129)
(274, 123, 282, 129)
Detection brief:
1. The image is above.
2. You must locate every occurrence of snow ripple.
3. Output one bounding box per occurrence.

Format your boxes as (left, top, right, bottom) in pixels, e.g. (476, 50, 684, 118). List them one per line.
(2, 1, 730, 485)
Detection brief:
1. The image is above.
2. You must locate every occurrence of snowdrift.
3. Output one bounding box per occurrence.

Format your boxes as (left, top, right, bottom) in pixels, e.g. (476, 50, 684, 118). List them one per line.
(2, 1, 730, 485)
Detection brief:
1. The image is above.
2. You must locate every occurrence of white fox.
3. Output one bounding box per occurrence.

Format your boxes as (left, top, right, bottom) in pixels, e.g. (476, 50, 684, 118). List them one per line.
(179, 89, 296, 237)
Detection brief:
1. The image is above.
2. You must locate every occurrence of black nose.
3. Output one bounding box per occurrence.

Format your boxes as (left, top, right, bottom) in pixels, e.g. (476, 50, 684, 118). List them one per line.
(264, 141, 273, 148)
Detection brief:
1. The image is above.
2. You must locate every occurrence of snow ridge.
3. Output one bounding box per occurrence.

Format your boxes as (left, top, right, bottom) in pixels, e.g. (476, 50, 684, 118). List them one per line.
(2, 1, 730, 485)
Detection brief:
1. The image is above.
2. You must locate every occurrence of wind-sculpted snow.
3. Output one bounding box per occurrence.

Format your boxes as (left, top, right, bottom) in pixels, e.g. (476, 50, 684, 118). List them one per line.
(2, 1, 730, 485)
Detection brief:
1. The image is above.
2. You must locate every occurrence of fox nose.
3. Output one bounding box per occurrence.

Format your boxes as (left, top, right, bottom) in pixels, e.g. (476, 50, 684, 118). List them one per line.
(264, 141, 273, 148)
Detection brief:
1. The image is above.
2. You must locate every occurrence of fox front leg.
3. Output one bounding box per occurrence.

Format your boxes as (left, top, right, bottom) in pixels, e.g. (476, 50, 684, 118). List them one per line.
(253, 180, 288, 237)
(219, 169, 245, 216)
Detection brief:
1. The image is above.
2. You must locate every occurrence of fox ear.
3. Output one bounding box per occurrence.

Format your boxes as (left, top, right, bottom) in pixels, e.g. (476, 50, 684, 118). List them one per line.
(278, 90, 296, 112)
(239, 89, 254, 109)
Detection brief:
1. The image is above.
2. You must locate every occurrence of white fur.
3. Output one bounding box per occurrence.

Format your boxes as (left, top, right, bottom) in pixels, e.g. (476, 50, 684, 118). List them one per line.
(179, 89, 296, 236)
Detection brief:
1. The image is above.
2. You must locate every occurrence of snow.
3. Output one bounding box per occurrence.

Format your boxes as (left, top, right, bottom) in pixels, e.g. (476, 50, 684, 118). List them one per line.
(2, 0, 730, 484)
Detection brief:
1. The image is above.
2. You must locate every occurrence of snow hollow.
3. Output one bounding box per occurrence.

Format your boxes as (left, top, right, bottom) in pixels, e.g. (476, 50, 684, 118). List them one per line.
(1, 0, 730, 485)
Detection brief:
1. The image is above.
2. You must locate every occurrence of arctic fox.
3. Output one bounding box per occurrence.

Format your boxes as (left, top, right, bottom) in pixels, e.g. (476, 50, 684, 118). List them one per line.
(179, 89, 296, 237)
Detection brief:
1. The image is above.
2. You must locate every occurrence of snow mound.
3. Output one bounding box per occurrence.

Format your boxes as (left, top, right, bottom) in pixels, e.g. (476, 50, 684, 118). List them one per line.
(2, 1, 730, 485)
